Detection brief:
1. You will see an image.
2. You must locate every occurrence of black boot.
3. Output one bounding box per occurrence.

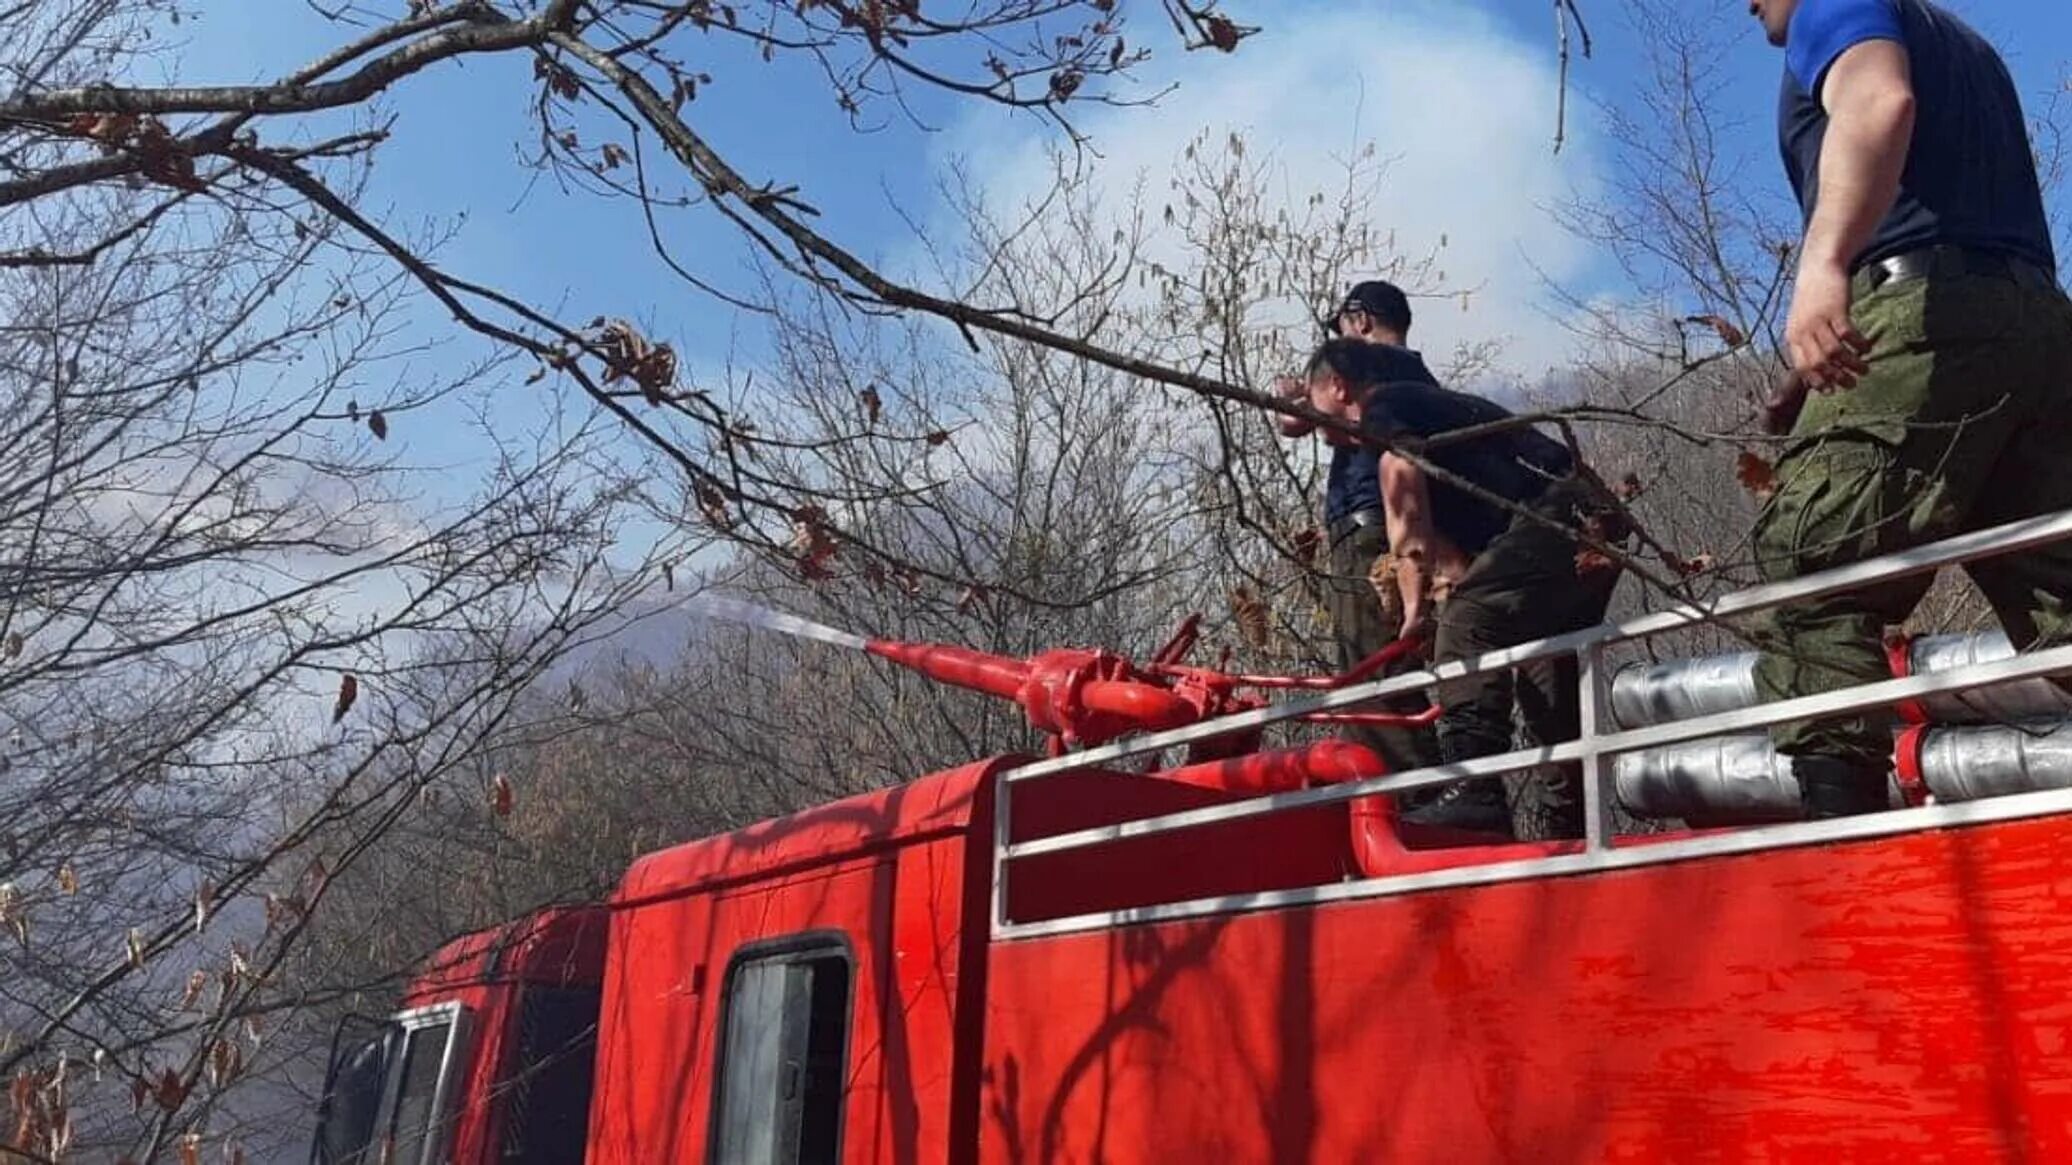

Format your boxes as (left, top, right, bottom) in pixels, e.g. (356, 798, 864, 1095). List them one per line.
(1792, 756, 1890, 820)
(1398, 779, 1516, 838)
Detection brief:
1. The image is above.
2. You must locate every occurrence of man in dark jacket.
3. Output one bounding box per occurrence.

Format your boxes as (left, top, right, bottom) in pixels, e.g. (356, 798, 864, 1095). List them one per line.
(1304, 338, 1625, 838)
(1275, 281, 1443, 778)
(1747, 0, 2072, 817)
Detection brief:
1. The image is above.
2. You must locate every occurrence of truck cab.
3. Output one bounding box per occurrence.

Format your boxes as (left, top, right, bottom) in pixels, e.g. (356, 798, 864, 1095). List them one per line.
(311, 906, 608, 1165)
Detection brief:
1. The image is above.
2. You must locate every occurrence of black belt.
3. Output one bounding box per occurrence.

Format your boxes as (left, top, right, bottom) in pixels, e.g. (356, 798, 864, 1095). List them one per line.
(1859, 245, 2059, 294)
(1327, 507, 1384, 544)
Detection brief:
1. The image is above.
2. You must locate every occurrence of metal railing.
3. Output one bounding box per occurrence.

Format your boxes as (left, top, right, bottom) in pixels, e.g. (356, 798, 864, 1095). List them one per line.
(989, 508, 2072, 941)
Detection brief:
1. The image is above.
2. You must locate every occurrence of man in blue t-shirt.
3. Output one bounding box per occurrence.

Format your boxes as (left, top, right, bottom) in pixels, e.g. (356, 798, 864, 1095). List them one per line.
(1274, 281, 1444, 779)
(1748, 0, 2072, 817)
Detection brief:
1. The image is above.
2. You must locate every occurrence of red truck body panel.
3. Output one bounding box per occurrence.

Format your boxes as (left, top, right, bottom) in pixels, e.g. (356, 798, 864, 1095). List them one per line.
(370, 755, 2072, 1163)
(981, 811, 2072, 1163)
(588, 760, 998, 1165)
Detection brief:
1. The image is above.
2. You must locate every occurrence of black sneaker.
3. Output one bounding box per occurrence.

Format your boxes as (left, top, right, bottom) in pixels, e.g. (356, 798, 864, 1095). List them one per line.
(1397, 780, 1516, 838)
(1792, 756, 1890, 819)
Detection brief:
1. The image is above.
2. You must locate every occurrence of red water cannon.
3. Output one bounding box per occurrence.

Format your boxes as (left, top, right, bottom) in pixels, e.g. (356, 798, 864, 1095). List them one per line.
(864, 615, 1439, 759)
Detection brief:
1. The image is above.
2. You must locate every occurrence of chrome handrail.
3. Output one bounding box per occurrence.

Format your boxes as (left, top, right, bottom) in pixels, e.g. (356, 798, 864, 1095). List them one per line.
(990, 508, 2072, 939)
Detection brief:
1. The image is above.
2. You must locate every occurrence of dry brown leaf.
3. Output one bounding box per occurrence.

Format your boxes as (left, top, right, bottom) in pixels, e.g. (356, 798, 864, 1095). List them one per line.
(179, 1130, 201, 1165)
(152, 1067, 187, 1113)
(207, 1039, 241, 1088)
(492, 773, 515, 818)
(125, 927, 145, 969)
(924, 429, 951, 447)
(1289, 525, 1322, 565)
(1229, 586, 1270, 649)
(2, 632, 21, 660)
(1203, 14, 1242, 51)
(1736, 450, 1778, 501)
(1687, 313, 1748, 348)
(859, 385, 881, 425)
(1670, 551, 1718, 576)
(332, 674, 358, 723)
(55, 865, 75, 895)
(1367, 553, 1405, 619)
(367, 410, 388, 440)
(179, 970, 208, 1010)
(694, 480, 733, 529)
(788, 506, 838, 580)
(532, 57, 582, 101)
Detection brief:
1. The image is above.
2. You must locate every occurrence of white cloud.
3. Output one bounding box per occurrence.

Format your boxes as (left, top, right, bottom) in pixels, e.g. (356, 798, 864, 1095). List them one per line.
(931, 1, 1606, 381)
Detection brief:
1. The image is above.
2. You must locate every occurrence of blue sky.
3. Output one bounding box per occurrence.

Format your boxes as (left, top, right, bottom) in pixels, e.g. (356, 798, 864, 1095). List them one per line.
(172, 0, 2072, 474)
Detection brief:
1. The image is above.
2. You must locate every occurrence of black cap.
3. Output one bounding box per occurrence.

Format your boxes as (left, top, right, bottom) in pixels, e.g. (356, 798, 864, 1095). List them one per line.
(1324, 279, 1412, 336)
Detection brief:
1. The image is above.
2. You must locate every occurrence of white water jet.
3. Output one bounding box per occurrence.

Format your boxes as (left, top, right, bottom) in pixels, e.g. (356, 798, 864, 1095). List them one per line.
(682, 593, 868, 651)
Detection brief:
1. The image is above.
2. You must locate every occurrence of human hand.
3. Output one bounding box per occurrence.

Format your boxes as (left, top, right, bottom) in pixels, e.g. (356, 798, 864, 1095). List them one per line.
(1761, 367, 1814, 436)
(1272, 374, 1315, 438)
(1397, 604, 1433, 650)
(1784, 261, 1872, 390)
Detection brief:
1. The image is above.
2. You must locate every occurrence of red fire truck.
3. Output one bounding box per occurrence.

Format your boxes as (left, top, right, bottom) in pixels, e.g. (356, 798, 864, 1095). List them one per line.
(311, 513, 2072, 1163)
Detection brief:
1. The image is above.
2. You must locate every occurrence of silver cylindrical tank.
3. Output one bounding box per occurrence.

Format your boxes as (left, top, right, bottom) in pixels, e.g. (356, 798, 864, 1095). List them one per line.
(1607, 631, 2072, 730)
(1911, 720, 2072, 802)
(1613, 735, 1816, 824)
(1614, 721, 2072, 821)
(1608, 653, 1760, 731)
(1904, 632, 2072, 723)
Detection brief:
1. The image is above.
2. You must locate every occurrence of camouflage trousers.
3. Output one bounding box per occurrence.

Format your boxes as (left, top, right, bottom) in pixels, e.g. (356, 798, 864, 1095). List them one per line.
(1324, 518, 1442, 776)
(1753, 269, 2072, 775)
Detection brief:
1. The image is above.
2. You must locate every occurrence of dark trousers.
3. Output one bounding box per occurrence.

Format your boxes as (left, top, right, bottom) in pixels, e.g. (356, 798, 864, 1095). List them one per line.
(1429, 480, 1621, 838)
(1323, 517, 1442, 776)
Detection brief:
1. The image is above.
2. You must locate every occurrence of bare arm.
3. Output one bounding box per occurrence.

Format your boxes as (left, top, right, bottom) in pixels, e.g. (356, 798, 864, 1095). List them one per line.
(1806, 40, 1915, 276)
(1787, 38, 1915, 386)
(1380, 452, 1468, 637)
(1273, 375, 1316, 437)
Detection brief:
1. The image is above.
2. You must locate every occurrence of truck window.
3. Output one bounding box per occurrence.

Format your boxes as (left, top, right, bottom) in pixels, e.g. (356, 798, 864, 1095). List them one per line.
(499, 986, 601, 1164)
(385, 1018, 457, 1165)
(709, 939, 852, 1165)
(312, 1016, 394, 1165)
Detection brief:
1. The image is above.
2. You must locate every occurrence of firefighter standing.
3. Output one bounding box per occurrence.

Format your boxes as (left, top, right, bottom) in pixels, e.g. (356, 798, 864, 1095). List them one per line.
(1274, 281, 1443, 778)
(1747, 0, 2072, 817)
(1304, 338, 1625, 839)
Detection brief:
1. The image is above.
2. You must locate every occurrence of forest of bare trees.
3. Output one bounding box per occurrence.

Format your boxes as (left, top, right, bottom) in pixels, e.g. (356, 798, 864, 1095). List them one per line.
(0, 0, 2065, 1158)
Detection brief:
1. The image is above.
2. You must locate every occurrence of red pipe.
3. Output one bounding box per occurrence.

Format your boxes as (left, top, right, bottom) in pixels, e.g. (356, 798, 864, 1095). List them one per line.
(1152, 740, 1385, 796)
(1076, 681, 1201, 733)
(1886, 633, 1931, 724)
(1894, 723, 1932, 807)
(865, 640, 1031, 702)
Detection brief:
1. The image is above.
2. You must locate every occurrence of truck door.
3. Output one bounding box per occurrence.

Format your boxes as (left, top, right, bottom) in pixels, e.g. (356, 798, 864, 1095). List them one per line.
(311, 1003, 469, 1165)
(708, 934, 854, 1165)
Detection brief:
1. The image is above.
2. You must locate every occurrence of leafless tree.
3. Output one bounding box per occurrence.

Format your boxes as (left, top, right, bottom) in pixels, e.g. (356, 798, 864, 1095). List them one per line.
(0, 8, 682, 1162)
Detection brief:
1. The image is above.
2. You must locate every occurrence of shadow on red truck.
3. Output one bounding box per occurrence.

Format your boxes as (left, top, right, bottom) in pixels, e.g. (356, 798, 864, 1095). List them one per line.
(311, 626, 2072, 1163)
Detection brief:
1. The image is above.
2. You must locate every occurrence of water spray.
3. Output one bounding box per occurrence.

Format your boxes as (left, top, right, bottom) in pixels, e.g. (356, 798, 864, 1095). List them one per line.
(681, 594, 1438, 759)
